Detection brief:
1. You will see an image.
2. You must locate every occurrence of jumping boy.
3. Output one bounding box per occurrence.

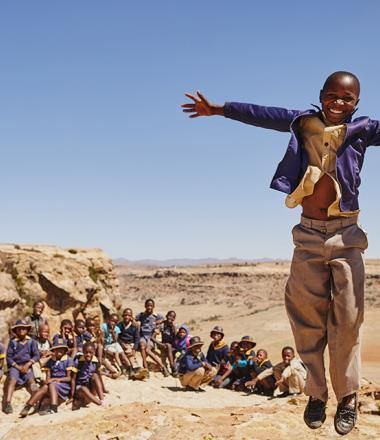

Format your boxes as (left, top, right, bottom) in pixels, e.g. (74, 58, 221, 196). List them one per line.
(182, 71, 379, 435)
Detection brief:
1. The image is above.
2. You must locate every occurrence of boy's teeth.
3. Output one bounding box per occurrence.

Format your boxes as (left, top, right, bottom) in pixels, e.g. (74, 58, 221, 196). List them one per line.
(330, 109, 343, 114)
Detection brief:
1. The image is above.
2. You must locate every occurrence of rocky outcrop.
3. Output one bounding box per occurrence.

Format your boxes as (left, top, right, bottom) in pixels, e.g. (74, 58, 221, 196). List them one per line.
(0, 244, 122, 338)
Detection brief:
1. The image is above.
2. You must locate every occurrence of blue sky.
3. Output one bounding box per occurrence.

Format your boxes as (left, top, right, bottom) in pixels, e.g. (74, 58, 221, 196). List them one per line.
(1, 1, 380, 259)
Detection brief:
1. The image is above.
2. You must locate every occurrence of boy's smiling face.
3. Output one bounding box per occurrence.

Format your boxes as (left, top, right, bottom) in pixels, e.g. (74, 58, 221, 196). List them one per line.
(123, 309, 133, 323)
(319, 74, 360, 125)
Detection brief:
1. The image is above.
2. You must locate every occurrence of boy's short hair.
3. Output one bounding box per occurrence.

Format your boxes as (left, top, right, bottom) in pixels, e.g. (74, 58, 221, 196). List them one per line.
(84, 342, 96, 352)
(145, 298, 155, 306)
(282, 346, 295, 354)
(322, 71, 360, 94)
(257, 348, 268, 357)
(33, 300, 44, 308)
(60, 319, 72, 328)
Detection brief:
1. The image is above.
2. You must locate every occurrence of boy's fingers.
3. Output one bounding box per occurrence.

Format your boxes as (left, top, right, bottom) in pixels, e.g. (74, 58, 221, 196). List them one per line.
(181, 103, 196, 108)
(189, 113, 200, 118)
(197, 91, 208, 103)
(183, 108, 197, 113)
(185, 92, 200, 103)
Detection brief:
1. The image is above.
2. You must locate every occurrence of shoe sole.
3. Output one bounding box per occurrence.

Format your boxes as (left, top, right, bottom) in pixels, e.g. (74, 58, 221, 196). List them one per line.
(304, 413, 326, 429)
(334, 416, 356, 435)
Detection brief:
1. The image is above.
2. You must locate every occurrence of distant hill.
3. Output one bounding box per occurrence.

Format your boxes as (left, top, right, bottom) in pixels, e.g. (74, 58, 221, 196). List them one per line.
(112, 257, 277, 267)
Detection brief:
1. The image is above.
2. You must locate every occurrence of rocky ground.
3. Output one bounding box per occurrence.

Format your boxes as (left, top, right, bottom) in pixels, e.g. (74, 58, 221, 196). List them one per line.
(0, 244, 121, 337)
(1, 259, 380, 439)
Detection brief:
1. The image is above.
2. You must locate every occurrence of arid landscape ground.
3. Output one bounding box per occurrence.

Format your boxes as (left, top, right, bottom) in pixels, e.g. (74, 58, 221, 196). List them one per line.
(1, 260, 380, 439)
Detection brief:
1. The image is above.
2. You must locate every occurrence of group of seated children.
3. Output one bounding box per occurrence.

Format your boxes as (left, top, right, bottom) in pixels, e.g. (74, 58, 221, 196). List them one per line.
(177, 326, 306, 396)
(0, 298, 306, 417)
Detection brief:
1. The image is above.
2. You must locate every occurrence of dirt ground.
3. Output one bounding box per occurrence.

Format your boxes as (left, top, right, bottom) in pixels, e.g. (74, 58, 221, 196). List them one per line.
(1, 260, 379, 439)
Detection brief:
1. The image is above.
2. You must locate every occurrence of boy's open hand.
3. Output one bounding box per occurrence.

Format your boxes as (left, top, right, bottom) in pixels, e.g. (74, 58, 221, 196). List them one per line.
(182, 91, 224, 118)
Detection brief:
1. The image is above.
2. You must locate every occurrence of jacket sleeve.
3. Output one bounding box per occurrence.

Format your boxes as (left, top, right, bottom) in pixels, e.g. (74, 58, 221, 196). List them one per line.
(257, 366, 274, 381)
(367, 118, 380, 146)
(184, 354, 203, 371)
(6, 341, 15, 368)
(224, 102, 302, 133)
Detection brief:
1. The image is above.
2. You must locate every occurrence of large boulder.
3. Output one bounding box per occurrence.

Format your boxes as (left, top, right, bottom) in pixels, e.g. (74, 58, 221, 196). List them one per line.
(0, 244, 122, 339)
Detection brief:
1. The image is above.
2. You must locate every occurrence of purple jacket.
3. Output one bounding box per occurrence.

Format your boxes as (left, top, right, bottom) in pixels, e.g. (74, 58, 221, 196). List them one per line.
(224, 102, 380, 212)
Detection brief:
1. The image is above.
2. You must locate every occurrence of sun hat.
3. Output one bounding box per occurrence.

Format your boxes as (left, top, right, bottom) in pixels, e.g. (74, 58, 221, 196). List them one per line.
(210, 326, 224, 338)
(188, 336, 204, 349)
(239, 335, 256, 348)
(11, 319, 32, 331)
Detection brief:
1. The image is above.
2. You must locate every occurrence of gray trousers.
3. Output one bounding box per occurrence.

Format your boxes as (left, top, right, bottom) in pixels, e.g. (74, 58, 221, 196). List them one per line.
(285, 215, 367, 402)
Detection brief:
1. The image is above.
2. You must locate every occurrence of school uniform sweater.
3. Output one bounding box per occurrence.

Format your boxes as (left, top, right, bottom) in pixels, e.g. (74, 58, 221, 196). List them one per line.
(6, 337, 40, 367)
(117, 322, 140, 350)
(206, 341, 229, 366)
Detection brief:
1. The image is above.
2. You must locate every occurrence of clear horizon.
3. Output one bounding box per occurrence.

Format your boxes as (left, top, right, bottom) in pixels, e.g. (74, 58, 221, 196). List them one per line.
(2, 1, 380, 260)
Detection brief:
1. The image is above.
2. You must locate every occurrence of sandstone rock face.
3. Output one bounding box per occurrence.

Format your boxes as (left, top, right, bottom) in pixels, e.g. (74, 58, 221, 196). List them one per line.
(0, 244, 121, 339)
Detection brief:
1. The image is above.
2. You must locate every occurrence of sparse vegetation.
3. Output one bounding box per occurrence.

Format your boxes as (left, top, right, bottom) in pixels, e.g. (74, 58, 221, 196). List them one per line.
(89, 265, 99, 283)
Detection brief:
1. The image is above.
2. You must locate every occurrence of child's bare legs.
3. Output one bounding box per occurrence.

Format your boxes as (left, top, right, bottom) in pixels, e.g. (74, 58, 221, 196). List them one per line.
(97, 344, 103, 363)
(164, 343, 176, 371)
(27, 384, 49, 406)
(118, 351, 131, 370)
(146, 347, 164, 368)
(48, 383, 59, 406)
(146, 347, 169, 376)
(4, 377, 17, 405)
(77, 386, 102, 405)
(140, 342, 148, 369)
(91, 373, 104, 401)
(102, 356, 120, 378)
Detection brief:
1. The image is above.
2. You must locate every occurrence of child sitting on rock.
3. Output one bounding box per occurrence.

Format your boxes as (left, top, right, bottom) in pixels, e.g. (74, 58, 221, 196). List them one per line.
(230, 336, 257, 391)
(71, 342, 105, 409)
(117, 308, 147, 379)
(136, 299, 169, 377)
(213, 341, 239, 389)
(206, 326, 229, 388)
(25, 301, 48, 340)
(255, 346, 306, 398)
(178, 336, 217, 392)
(152, 310, 178, 377)
(3, 320, 40, 414)
(173, 324, 192, 358)
(245, 348, 276, 396)
(33, 323, 53, 384)
(52, 319, 77, 357)
(74, 319, 95, 356)
(20, 338, 74, 417)
(101, 313, 130, 377)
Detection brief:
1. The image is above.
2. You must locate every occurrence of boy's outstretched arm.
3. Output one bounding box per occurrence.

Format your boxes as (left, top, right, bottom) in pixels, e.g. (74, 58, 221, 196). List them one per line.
(182, 91, 302, 132)
(182, 91, 224, 117)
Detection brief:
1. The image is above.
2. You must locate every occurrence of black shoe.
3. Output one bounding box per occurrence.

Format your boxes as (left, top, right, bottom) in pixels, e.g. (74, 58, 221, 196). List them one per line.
(39, 404, 58, 416)
(303, 397, 326, 429)
(185, 386, 197, 392)
(20, 404, 32, 418)
(334, 393, 357, 436)
(3, 402, 13, 414)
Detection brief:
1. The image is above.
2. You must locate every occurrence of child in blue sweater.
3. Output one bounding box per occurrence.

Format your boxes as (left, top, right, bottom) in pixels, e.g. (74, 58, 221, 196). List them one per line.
(3, 320, 40, 414)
